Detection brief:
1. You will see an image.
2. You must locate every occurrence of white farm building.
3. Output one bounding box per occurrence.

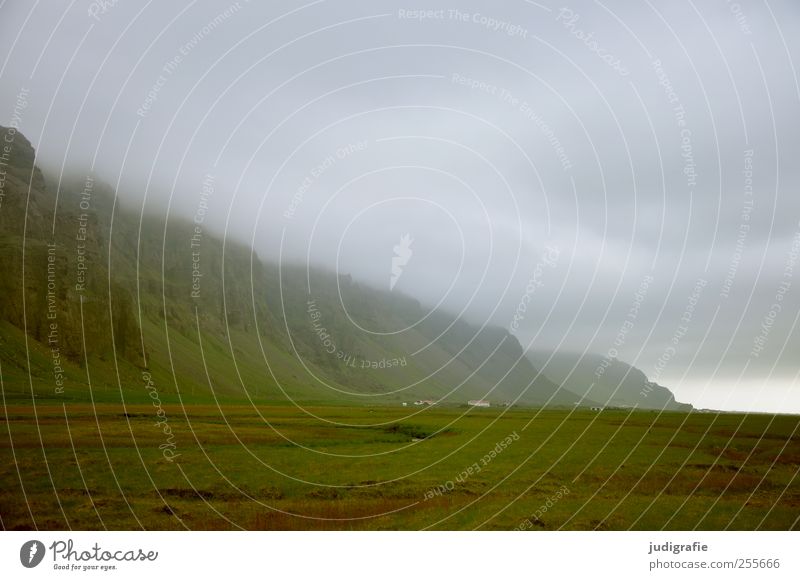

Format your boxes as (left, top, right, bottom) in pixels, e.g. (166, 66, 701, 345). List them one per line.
(468, 400, 490, 408)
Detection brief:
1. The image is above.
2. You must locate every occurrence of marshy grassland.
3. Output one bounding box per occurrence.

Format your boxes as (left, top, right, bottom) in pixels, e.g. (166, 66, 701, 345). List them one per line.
(2, 402, 798, 530)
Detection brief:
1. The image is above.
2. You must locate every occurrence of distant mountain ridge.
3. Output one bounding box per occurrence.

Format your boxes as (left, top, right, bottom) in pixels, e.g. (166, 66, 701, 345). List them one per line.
(0, 126, 584, 407)
(526, 350, 692, 411)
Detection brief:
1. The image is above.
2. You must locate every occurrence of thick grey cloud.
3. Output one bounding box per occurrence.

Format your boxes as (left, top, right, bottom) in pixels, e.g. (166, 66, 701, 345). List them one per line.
(1, 0, 799, 412)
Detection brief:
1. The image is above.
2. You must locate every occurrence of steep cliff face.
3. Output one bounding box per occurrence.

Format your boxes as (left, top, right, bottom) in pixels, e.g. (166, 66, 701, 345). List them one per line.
(0, 126, 142, 367)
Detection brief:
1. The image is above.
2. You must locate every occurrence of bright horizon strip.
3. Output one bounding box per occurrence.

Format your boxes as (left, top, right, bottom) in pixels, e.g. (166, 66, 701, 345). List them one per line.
(671, 379, 800, 415)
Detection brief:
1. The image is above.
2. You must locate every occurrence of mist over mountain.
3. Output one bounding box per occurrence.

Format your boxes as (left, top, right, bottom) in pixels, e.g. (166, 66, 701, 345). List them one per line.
(1, 126, 589, 408)
(2, 1, 799, 412)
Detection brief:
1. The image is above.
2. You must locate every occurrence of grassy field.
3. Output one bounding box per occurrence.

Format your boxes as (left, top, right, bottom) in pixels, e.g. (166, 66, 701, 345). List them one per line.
(1, 400, 799, 530)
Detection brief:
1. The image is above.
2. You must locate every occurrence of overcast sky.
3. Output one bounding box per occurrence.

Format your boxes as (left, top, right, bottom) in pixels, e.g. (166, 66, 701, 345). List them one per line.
(1, 0, 799, 412)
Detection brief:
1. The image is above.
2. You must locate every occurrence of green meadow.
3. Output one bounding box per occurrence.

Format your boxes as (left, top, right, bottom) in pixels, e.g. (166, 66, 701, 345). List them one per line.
(2, 401, 798, 530)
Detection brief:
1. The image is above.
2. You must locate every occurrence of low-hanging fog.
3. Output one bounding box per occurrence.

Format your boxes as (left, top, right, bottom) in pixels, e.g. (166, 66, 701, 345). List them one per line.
(1, 0, 799, 412)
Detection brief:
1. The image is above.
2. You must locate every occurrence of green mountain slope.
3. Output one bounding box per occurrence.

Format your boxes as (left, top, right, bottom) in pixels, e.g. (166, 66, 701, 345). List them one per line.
(526, 350, 692, 411)
(0, 126, 581, 407)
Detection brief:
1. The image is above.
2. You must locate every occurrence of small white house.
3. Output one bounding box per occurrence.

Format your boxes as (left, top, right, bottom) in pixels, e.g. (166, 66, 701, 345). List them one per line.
(468, 400, 490, 408)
